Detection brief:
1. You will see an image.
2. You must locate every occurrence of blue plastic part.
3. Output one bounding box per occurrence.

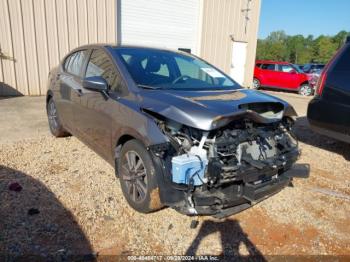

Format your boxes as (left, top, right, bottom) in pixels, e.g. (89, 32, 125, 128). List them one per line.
(171, 154, 207, 186)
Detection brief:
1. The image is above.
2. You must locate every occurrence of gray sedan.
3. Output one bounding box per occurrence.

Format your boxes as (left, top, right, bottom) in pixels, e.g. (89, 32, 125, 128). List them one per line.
(46, 45, 300, 217)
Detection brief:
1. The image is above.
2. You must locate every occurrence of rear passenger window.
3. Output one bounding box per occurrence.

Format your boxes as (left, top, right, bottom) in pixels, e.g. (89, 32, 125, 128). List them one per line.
(261, 64, 276, 71)
(86, 49, 126, 94)
(65, 50, 88, 76)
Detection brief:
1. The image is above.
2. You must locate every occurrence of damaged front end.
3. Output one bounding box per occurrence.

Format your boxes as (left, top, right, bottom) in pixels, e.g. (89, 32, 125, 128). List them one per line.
(145, 102, 301, 218)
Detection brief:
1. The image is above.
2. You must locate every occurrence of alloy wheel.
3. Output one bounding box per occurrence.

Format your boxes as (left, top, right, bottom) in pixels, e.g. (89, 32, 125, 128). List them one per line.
(299, 85, 312, 96)
(121, 151, 148, 203)
(48, 100, 59, 131)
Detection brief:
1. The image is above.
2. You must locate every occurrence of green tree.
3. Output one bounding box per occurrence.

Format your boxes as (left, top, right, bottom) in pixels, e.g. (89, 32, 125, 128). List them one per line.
(256, 30, 349, 64)
(287, 35, 306, 63)
(333, 30, 348, 48)
(316, 37, 338, 63)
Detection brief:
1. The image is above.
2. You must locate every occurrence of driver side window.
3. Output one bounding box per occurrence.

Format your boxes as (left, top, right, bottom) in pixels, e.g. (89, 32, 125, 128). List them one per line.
(85, 49, 126, 95)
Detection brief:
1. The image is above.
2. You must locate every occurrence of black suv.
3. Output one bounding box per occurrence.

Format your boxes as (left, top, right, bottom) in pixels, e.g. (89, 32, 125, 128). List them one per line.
(307, 36, 350, 143)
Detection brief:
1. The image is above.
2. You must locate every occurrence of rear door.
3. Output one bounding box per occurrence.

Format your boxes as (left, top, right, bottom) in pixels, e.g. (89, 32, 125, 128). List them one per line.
(56, 50, 89, 131)
(259, 63, 279, 87)
(276, 64, 300, 89)
(322, 44, 350, 135)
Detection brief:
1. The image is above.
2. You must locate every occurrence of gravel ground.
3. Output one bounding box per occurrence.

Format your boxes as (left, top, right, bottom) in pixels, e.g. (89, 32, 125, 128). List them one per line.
(0, 92, 349, 259)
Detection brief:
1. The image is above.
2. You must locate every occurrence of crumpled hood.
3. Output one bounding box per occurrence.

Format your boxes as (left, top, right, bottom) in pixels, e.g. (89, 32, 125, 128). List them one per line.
(138, 88, 297, 130)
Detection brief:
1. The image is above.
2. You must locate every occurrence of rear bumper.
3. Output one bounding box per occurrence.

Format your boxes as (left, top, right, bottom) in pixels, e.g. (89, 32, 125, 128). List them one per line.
(308, 98, 350, 144)
(309, 121, 350, 144)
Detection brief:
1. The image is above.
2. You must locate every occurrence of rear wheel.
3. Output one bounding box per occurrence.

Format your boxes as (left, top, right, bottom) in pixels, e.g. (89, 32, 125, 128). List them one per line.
(47, 98, 70, 137)
(117, 139, 163, 213)
(298, 84, 313, 96)
(252, 78, 261, 90)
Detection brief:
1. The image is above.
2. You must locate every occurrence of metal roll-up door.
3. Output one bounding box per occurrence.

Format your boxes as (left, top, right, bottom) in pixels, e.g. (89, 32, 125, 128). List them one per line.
(120, 0, 200, 54)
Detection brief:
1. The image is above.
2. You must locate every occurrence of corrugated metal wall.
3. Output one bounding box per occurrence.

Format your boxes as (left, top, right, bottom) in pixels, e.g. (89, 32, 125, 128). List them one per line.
(0, 0, 116, 96)
(200, 0, 261, 87)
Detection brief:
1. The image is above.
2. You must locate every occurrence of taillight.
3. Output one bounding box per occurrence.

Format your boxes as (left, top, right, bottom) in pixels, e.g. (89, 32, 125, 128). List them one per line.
(316, 45, 346, 96)
(316, 70, 327, 96)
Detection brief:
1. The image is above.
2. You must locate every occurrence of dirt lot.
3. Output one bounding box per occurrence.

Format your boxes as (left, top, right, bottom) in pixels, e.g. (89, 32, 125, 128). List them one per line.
(0, 91, 349, 259)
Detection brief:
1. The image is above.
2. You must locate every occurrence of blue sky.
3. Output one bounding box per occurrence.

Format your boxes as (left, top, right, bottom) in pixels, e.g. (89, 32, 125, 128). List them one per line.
(258, 0, 350, 39)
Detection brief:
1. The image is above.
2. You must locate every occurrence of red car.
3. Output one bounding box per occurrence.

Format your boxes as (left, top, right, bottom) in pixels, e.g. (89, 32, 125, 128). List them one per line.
(253, 60, 313, 96)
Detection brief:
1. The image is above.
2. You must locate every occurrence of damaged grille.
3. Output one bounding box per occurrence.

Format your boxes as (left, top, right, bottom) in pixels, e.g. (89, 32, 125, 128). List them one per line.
(207, 119, 298, 186)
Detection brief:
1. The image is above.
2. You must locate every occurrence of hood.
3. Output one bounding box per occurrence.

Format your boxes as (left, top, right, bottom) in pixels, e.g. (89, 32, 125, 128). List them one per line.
(138, 88, 297, 130)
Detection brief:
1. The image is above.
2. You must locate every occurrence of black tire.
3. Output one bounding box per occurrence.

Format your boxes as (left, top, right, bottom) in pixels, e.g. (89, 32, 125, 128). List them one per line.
(47, 97, 70, 137)
(117, 139, 163, 213)
(252, 78, 261, 90)
(298, 84, 313, 96)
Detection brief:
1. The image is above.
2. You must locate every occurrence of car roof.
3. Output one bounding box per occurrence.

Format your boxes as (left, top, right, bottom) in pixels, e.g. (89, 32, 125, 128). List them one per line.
(256, 60, 291, 65)
(69, 43, 193, 56)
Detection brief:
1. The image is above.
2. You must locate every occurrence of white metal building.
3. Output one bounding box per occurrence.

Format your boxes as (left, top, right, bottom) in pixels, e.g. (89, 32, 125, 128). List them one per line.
(0, 0, 261, 96)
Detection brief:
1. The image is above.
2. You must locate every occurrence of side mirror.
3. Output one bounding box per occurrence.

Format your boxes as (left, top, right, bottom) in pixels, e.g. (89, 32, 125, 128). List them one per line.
(83, 76, 108, 92)
(83, 76, 109, 100)
(290, 69, 297, 74)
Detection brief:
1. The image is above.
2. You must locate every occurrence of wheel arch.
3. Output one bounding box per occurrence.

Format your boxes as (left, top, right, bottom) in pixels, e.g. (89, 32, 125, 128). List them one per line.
(46, 90, 53, 105)
(299, 80, 310, 87)
(113, 128, 154, 175)
(112, 117, 168, 166)
(116, 134, 136, 148)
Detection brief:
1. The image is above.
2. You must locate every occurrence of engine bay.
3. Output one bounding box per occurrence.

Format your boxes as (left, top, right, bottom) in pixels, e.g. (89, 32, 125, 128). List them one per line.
(145, 104, 300, 216)
(158, 116, 298, 188)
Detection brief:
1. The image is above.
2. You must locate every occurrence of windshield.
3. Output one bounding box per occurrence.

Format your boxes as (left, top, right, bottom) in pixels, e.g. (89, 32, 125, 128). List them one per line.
(112, 47, 238, 91)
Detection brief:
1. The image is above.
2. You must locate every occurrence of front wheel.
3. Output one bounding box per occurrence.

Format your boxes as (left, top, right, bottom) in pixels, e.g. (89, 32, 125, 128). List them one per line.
(298, 84, 313, 96)
(117, 139, 163, 213)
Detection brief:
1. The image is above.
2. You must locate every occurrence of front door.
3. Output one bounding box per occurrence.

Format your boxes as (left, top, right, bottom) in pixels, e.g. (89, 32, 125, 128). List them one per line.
(74, 48, 125, 161)
(276, 64, 300, 89)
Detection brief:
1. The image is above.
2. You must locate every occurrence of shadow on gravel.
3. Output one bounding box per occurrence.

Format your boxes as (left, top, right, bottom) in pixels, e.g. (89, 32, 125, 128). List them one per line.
(185, 219, 265, 261)
(0, 165, 95, 261)
(293, 117, 350, 160)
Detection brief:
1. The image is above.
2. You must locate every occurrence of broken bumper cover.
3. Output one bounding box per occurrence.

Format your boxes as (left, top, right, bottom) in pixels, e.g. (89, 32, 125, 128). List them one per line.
(187, 174, 291, 218)
(184, 163, 309, 218)
(149, 134, 301, 217)
(154, 155, 305, 218)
